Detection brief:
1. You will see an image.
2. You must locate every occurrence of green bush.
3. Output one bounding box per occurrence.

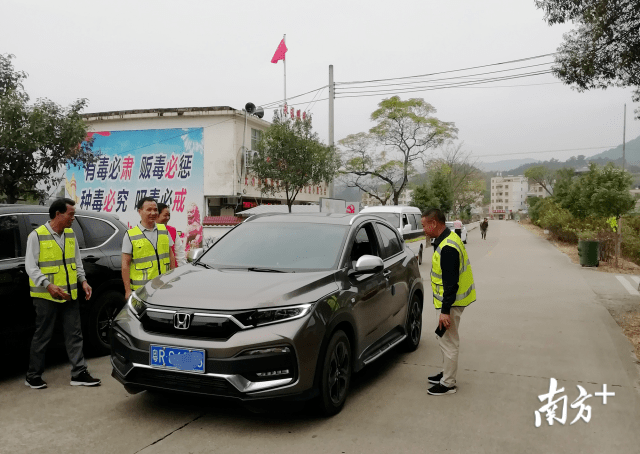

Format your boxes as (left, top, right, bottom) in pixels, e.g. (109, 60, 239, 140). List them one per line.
(621, 215, 640, 263)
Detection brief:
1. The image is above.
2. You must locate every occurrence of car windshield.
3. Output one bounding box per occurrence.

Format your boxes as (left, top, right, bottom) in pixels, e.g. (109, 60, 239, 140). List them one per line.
(366, 213, 400, 228)
(198, 222, 350, 271)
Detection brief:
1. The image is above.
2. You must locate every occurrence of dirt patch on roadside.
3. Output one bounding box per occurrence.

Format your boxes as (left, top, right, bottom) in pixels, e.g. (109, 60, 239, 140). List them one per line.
(521, 220, 640, 362)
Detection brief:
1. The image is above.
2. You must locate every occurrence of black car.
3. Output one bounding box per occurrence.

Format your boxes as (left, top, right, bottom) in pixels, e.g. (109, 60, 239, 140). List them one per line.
(111, 213, 424, 415)
(0, 204, 127, 358)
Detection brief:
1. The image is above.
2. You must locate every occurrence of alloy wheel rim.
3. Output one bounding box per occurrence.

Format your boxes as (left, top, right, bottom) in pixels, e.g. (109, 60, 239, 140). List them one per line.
(97, 303, 120, 346)
(410, 301, 421, 344)
(328, 341, 350, 404)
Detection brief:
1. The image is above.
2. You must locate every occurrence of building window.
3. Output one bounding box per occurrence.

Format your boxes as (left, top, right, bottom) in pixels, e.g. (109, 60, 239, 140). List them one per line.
(251, 129, 263, 150)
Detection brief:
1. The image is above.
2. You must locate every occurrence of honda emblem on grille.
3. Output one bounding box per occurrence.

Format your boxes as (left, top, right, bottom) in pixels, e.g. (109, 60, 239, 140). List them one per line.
(173, 313, 191, 330)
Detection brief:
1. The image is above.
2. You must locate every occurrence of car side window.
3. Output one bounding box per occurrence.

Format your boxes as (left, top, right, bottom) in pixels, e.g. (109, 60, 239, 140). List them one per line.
(76, 216, 116, 249)
(349, 223, 379, 268)
(402, 214, 409, 227)
(376, 223, 403, 259)
(27, 214, 86, 249)
(0, 215, 21, 259)
(408, 214, 418, 230)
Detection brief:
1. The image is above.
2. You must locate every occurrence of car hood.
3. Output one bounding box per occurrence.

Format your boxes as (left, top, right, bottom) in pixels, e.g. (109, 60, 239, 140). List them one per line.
(136, 265, 339, 310)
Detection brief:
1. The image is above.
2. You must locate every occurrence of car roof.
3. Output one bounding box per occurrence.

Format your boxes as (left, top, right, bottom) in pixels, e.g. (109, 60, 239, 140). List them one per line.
(0, 204, 124, 223)
(244, 212, 397, 226)
(360, 206, 421, 213)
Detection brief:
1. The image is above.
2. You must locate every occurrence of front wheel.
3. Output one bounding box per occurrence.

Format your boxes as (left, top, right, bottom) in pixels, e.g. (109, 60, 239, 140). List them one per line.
(418, 245, 423, 265)
(317, 330, 351, 417)
(85, 290, 126, 356)
(402, 296, 422, 352)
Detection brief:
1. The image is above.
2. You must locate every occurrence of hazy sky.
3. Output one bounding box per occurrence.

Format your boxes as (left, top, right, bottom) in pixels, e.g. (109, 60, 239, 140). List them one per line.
(3, 0, 638, 164)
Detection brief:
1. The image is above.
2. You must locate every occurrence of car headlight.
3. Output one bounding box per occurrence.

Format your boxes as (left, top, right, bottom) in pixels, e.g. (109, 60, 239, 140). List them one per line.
(127, 293, 147, 319)
(242, 304, 313, 327)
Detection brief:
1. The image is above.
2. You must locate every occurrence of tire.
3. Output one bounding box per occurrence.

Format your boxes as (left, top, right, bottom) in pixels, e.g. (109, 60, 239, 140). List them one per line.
(85, 290, 126, 356)
(402, 295, 422, 352)
(418, 246, 423, 265)
(317, 330, 352, 417)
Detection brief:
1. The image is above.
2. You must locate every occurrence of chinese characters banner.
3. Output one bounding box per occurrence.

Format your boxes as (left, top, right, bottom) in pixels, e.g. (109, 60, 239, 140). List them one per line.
(66, 128, 205, 237)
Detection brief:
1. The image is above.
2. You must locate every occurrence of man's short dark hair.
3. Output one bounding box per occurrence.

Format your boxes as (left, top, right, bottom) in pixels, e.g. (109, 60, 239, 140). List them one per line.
(421, 208, 446, 225)
(137, 197, 157, 210)
(157, 202, 169, 214)
(49, 198, 76, 219)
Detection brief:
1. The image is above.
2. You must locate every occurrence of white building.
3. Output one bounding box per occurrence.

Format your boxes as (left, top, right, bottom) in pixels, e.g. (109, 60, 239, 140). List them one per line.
(361, 188, 413, 207)
(527, 182, 552, 199)
(490, 175, 528, 219)
(72, 106, 328, 229)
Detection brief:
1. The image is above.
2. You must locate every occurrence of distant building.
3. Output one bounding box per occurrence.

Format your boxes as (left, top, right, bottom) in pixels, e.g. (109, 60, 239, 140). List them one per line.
(361, 188, 413, 207)
(490, 175, 528, 219)
(527, 182, 552, 199)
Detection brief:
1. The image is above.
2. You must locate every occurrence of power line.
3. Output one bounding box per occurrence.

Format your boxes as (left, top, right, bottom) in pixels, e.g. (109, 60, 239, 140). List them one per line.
(335, 53, 556, 85)
(335, 70, 553, 98)
(260, 85, 327, 109)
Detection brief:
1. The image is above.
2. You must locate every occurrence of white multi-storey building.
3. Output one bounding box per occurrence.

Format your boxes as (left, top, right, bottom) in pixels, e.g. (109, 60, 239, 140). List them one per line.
(527, 182, 552, 198)
(490, 175, 528, 219)
(361, 188, 413, 207)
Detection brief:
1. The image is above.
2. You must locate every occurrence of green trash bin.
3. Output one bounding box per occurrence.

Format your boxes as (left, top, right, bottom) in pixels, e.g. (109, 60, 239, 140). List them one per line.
(578, 240, 599, 267)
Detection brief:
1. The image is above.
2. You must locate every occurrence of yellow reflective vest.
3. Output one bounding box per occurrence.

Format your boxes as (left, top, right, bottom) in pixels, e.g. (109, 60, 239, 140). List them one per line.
(29, 225, 78, 302)
(128, 224, 171, 290)
(431, 230, 476, 309)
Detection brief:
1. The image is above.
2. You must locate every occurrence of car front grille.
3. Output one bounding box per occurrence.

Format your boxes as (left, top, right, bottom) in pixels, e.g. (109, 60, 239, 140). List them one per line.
(140, 307, 254, 340)
(127, 368, 241, 397)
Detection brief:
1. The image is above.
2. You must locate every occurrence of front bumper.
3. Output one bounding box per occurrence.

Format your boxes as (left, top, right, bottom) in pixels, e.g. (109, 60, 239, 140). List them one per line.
(110, 306, 325, 401)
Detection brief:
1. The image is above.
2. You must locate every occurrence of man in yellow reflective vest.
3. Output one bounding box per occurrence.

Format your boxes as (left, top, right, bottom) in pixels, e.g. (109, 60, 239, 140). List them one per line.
(25, 198, 101, 389)
(421, 208, 476, 396)
(122, 197, 175, 300)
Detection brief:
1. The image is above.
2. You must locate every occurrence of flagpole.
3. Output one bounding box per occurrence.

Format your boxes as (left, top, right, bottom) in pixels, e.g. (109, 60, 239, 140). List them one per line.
(283, 34, 287, 106)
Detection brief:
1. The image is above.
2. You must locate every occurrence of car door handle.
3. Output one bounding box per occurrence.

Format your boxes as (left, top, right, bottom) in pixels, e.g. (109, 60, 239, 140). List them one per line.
(383, 270, 391, 277)
(84, 255, 100, 263)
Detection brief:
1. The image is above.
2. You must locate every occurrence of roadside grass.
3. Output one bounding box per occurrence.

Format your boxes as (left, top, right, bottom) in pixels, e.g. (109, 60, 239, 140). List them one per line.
(521, 219, 640, 362)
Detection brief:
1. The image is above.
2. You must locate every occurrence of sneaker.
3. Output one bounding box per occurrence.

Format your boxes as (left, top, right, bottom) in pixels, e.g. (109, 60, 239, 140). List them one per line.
(70, 371, 101, 386)
(25, 377, 47, 389)
(428, 372, 443, 385)
(428, 383, 457, 396)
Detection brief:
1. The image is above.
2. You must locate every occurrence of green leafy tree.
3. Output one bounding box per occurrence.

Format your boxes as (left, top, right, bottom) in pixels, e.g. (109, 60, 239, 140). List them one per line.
(251, 111, 339, 213)
(535, 0, 640, 118)
(340, 96, 458, 205)
(411, 165, 453, 213)
(0, 54, 94, 203)
(524, 165, 556, 195)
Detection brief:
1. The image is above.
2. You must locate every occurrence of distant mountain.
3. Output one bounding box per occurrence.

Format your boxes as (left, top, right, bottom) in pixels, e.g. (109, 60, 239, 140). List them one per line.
(588, 134, 640, 164)
(477, 158, 540, 172)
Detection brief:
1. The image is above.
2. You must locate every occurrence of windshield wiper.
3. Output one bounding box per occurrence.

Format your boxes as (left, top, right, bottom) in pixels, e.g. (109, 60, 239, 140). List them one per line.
(193, 261, 211, 269)
(247, 267, 286, 273)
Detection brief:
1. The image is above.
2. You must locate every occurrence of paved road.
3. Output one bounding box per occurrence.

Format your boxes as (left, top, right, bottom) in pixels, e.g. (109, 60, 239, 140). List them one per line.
(2, 221, 639, 454)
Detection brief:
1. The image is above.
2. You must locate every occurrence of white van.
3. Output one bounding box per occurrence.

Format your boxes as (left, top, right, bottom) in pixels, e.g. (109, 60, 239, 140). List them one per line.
(359, 205, 425, 264)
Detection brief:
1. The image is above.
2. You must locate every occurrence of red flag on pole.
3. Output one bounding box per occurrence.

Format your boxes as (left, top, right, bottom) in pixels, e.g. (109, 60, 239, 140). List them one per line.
(271, 39, 288, 63)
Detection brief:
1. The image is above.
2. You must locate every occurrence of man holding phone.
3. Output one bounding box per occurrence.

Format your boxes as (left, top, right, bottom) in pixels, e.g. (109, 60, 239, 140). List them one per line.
(421, 208, 476, 396)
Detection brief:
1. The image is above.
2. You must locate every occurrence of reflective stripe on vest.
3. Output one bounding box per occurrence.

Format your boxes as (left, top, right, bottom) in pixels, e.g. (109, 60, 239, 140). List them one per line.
(127, 224, 171, 290)
(29, 225, 78, 302)
(431, 231, 476, 309)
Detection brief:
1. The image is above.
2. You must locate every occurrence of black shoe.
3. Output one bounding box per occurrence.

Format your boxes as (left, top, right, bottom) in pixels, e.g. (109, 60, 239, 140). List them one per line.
(428, 383, 457, 395)
(428, 372, 443, 385)
(25, 377, 47, 389)
(70, 371, 101, 386)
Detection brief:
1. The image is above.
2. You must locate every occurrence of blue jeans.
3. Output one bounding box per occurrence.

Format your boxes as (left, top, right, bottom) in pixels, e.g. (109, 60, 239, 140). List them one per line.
(27, 298, 87, 379)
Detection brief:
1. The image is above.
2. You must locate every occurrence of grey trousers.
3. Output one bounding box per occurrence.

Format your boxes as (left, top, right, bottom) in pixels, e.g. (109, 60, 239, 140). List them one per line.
(437, 307, 465, 387)
(27, 298, 87, 379)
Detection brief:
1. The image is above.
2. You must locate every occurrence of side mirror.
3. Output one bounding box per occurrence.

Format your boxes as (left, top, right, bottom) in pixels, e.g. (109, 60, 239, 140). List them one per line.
(403, 224, 412, 232)
(187, 248, 204, 263)
(350, 255, 384, 276)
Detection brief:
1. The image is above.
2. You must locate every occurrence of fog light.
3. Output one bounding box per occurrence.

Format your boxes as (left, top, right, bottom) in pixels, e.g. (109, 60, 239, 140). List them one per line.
(241, 346, 291, 356)
(256, 369, 290, 377)
(115, 331, 132, 346)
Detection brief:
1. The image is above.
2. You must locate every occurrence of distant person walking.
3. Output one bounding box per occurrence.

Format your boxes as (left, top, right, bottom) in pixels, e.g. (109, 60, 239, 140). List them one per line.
(421, 208, 476, 396)
(480, 218, 489, 240)
(25, 198, 101, 389)
(453, 219, 463, 238)
(122, 197, 175, 300)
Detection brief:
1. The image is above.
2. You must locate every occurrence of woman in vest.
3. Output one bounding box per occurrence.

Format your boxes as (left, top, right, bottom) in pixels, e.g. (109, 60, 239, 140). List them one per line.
(421, 208, 476, 396)
(121, 197, 175, 300)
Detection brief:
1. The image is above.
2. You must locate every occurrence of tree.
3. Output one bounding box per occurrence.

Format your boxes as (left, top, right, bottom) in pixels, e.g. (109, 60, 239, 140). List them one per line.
(433, 143, 485, 215)
(0, 54, 94, 204)
(251, 110, 339, 213)
(535, 0, 640, 118)
(410, 165, 453, 214)
(524, 165, 556, 195)
(340, 97, 458, 205)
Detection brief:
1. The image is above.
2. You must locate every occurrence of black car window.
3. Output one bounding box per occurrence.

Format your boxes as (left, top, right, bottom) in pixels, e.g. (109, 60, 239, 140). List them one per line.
(199, 222, 349, 271)
(402, 214, 409, 227)
(408, 214, 418, 230)
(27, 214, 86, 249)
(349, 223, 379, 267)
(376, 223, 403, 259)
(76, 216, 116, 248)
(0, 215, 21, 259)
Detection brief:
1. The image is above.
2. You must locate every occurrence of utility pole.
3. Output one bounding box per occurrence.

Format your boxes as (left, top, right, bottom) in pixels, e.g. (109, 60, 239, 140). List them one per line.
(616, 104, 627, 268)
(328, 64, 335, 198)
